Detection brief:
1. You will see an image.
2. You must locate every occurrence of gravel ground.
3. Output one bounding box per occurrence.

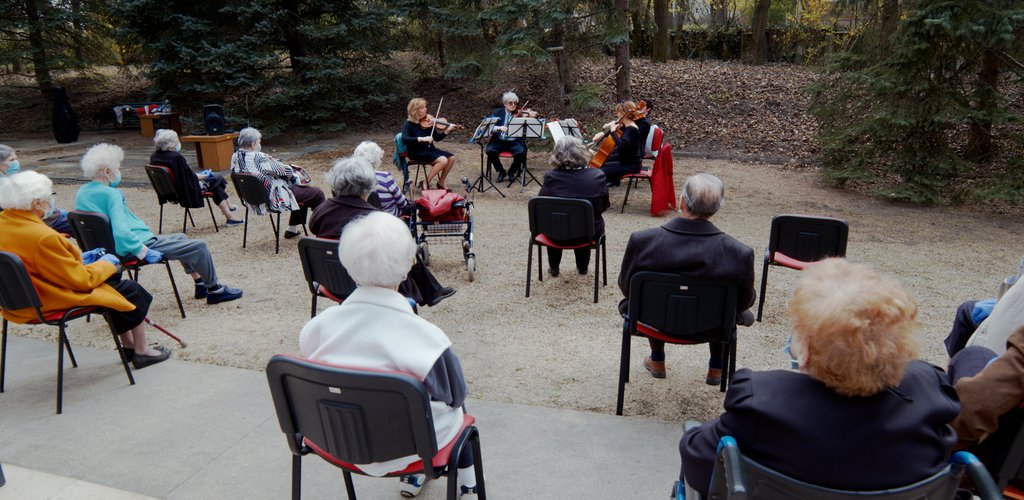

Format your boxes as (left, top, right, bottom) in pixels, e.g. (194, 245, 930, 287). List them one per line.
(10, 131, 1024, 423)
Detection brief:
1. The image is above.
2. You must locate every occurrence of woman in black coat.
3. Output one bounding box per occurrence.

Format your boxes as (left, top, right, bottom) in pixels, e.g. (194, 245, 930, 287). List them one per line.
(149, 129, 243, 225)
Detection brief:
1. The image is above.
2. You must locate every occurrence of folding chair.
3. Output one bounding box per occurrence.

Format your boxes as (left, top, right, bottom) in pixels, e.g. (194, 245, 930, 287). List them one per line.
(297, 237, 358, 318)
(616, 272, 737, 415)
(67, 211, 186, 319)
(0, 251, 135, 414)
(677, 434, 1001, 500)
(621, 133, 668, 213)
(525, 196, 607, 303)
(393, 132, 429, 194)
(266, 354, 487, 500)
(756, 214, 849, 322)
(230, 172, 307, 254)
(144, 164, 219, 234)
(495, 150, 540, 193)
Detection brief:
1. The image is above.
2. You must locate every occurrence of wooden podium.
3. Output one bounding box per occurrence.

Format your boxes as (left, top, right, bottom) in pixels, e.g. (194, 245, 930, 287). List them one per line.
(139, 113, 182, 138)
(180, 132, 238, 171)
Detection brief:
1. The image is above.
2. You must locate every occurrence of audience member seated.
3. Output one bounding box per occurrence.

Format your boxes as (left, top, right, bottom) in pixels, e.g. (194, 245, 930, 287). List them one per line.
(353, 140, 413, 217)
(0, 171, 169, 368)
(149, 129, 244, 226)
(0, 143, 71, 233)
(299, 211, 478, 498)
(74, 144, 242, 305)
(230, 127, 325, 239)
(945, 258, 1024, 357)
(537, 136, 609, 277)
(681, 258, 959, 498)
(309, 157, 455, 307)
(618, 173, 754, 385)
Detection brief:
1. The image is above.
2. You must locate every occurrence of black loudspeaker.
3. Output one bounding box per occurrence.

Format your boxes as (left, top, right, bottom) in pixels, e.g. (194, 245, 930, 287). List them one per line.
(203, 104, 225, 135)
(52, 86, 80, 144)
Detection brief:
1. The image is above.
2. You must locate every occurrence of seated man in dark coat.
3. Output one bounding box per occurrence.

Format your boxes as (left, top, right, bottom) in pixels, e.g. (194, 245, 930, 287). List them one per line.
(309, 157, 454, 307)
(618, 173, 754, 385)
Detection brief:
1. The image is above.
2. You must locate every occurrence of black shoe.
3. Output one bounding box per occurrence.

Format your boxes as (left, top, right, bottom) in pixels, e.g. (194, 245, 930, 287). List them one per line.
(427, 287, 456, 307)
(194, 282, 208, 299)
(207, 285, 243, 304)
(284, 230, 301, 239)
(496, 172, 507, 183)
(549, 267, 560, 277)
(577, 267, 589, 275)
(132, 346, 171, 369)
(121, 347, 135, 362)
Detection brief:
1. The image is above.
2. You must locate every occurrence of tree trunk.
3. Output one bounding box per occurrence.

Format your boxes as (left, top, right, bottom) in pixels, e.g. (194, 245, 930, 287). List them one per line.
(880, 0, 899, 37)
(750, 0, 771, 65)
(279, 0, 310, 82)
(23, 0, 53, 95)
(549, 22, 571, 109)
(614, 0, 632, 101)
(71, 0, 84, 63)
(437, 33, 446, 69)
(710, 0, 729, 28)
(966, 49, 1000, 160)
(652, 0, 670, 63)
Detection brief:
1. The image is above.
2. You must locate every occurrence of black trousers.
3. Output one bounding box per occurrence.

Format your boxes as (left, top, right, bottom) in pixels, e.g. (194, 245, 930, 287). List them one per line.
(290, 185, 326, 226)
(486, 139, 526, 177)
(399, 262, 446, 306)
(103, 280, 152, 334)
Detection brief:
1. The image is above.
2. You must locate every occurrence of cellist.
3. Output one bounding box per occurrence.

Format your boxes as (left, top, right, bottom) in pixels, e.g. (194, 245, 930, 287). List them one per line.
(591, 100, 644, 187)
(486, 92, 537, 183)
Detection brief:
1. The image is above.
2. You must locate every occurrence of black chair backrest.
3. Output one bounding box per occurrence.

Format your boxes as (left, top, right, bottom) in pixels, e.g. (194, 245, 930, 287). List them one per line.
(144, 165, 179, 205)
(0, 251, 42, 312)
(989, 408, 1024, 488)
(709, 437, 961, 500)
(528, 196, 595, 243)
(231, 171, 272, 209)
(266, 355, 439, 473)
(768, 215, 848, 263)
(297, 237, 358, 300)
(628, 272, 737, 342)
(67, 211, 120, 258)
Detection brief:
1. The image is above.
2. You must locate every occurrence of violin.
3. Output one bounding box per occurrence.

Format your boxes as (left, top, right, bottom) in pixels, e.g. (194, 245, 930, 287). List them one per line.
(513, 100, 539, 118)
(420, 114, 464, 132)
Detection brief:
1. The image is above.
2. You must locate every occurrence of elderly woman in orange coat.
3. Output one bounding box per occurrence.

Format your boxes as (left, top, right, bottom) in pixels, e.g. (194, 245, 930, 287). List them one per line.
(0, 171, 170, 369)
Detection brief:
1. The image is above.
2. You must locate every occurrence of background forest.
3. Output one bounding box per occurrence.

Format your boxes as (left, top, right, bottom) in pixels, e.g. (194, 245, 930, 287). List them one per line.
(1, 0, 1022, 204)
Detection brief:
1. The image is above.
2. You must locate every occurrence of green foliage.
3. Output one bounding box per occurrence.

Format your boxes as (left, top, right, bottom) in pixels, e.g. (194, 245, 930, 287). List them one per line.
(807, 0, 1024, 204)
(568, 83, 606, 113)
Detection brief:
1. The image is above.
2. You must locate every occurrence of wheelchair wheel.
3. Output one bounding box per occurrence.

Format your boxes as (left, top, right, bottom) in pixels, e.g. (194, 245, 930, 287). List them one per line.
(466, 256, 475, 282)
(418, 242, 431, 267)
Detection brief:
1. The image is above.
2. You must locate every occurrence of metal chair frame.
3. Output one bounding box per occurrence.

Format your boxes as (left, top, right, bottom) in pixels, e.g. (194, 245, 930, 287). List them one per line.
(297, 237, 358, 318)
(230, 172, 307, 255)
(525, 196, 607, 303)
(144, 164, 219, 235)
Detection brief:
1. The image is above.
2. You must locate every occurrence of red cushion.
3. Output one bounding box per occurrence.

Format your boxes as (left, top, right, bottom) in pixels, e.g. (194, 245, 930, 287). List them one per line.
(499, 152, 513, 158)
(622, 170, 652, 180)
(305, 414, 477, 475)
(315, 284, 345, 304)
(772, 251, 809, 270)
(635, 322, 701, 345)
(36, 306, 99, 323)
(534, 234, 594, 250)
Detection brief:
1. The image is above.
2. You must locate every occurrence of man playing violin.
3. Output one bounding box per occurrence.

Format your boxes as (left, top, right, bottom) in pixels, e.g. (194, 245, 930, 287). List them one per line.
(486, 92, 536, 183)
(402, 98, 460, 191)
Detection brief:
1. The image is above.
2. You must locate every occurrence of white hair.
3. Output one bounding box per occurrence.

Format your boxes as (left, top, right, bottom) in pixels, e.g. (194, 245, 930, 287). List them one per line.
(153, 129, 180, 151)
(682, 173, 724, 219)
(81, 143, 124, 179)
(0, 144, 13, 163)
(352, 141, 384, 169)
(502, 91, 519, 104)
(0, 171, 52, 210)
(325, 157, 376, 197)
(339, 211, 416, 288)
(237, 127, 262, 149)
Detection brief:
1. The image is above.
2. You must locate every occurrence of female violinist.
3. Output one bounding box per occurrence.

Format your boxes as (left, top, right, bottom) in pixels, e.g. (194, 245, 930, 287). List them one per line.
(486, 92, 536, 183)
(401, 98, 460, 191)
(592, 100, 645, 187)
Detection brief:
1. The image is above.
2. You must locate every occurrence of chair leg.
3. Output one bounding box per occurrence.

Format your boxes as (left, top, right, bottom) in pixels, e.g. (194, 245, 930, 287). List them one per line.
(757, 255, 770, 322)
(525, 241, 533, 297)
(537, 244, 543, 283)
(164, 260, 186, 319)
(242, 207, 250, 249)
(616, 322, 631, 416)
(593, 243, 599, 303)
(310, 295, 317, 319)
(271, 212, 282, 254)
(719, 340, 729, 393)
(291, 454, 302, 500)
(63, 331, 77, 368)
(111, 324, 135, 386)
(1, 319, 7, 393)
(206, 197, 219, 232)
(57, 324, 67, 414)
(602, 239, 608, 286)
(471, 430, 486, 500)
(342, 470, 357, 499)
(182, 208, 190, 234)
(158, 204, 164, 234)
(621, 179, 633, 213)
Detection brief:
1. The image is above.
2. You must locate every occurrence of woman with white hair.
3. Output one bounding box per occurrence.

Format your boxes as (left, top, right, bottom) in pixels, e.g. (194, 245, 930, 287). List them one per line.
(353, 140, 413, 217)
(75, 144, 243, 305)
(485, 91, 536, 183)
(230, 127, 325, 239)
(149, 129, 243, 225)
(0, 144, 72, 233)
(0, 171, 170, 368)
(310, 157, 455, 307)
(300, 211, 479, 498)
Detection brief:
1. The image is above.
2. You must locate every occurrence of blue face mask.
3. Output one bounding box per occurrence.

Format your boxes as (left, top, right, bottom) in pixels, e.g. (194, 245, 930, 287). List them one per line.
(109, 171, 122, 188)
(175, 143, 182, 152)
(43, 193, 56, 219)
(782, 335, 800, 370)
(4, 160, 20, 175)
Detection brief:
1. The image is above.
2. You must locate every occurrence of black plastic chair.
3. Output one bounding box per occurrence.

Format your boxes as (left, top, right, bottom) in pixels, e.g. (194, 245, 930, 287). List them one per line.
(144, 164, 219, 234)
(266, 354, 487, 500)
(677, 434, 1002, 500)
(974, 407, 1024, 496)
(297, 237, 358, 318)
(0, 251, 134, 414)
(525, 196, 607, 303)
(616, 272, 737, 415)
(756, 214, 849, 322)
(230, 172, 307, 254)
(67, 211, 186, 319)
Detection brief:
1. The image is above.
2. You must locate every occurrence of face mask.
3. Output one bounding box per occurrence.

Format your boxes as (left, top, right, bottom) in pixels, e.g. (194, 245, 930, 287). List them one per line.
(109, 170, 122, 188)
(43, 194, 56, 219)
(5, 160, 20, 175)
(254, 143, 262, 153)
(782, 335, 800, 370)
(176, 143, 182, 152)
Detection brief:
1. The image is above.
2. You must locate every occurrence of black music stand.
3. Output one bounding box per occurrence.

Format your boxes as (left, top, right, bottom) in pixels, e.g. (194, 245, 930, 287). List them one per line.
(504, 117, 545, 192)
(468, 117, 505, 197)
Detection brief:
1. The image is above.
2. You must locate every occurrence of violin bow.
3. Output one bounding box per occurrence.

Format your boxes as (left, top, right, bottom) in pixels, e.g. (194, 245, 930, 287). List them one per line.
(430, 97, 444, 139)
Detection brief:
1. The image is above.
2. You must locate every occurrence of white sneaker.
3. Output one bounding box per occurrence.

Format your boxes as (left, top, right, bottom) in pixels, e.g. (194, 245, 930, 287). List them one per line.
(399, 474, 427, 497)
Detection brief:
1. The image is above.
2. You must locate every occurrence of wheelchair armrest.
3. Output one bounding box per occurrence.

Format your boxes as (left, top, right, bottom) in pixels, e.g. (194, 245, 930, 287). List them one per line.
(952, 451, 1001, 500)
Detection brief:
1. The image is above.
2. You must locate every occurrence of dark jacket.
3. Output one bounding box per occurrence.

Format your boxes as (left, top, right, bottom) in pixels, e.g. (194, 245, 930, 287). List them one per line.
(401, 120, 447, 154)
(608, 125, 643, 169)
(538, 168, 609, 237)
(309, 195, 375, 240)
(635, 117, 651, 151)
(681, 361, 960, 497)
(618, 217, 755, 314)
(150, 150, 204, 208)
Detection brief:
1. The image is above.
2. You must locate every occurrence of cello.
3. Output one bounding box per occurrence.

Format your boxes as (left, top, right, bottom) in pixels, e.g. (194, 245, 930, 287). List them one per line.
(588, 100, 645, 169)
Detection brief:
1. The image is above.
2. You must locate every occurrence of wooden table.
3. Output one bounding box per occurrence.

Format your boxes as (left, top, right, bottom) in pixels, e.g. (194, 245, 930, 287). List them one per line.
(139, 113, 182, 137)
(180, 133, 238, 171)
